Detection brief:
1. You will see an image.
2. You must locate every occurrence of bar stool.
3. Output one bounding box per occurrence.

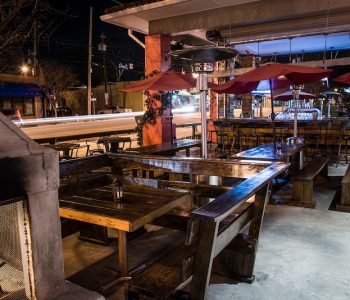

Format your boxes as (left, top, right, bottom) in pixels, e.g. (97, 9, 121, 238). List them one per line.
(336, 121, 350, 167)
(213, 121, 230, 152)
(89, 138, 105, 155)
(303, 123, 321, 160)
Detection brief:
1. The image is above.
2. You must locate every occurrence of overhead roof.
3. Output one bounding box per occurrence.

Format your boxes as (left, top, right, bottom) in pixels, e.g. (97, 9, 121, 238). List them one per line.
(101, 0, 260, 35)
(101, 0, 350, 56)
(0, 82, 43, 97)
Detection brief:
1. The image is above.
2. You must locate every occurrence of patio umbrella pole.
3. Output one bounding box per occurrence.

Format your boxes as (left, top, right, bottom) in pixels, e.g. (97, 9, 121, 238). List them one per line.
(292, 85, 302, 138)
(169, 94, 174, 144)
(269, 79, 277, 150)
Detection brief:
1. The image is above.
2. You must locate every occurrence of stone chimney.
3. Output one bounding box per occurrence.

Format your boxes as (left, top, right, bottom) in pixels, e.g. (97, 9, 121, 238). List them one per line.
(0, 112, 103, 300)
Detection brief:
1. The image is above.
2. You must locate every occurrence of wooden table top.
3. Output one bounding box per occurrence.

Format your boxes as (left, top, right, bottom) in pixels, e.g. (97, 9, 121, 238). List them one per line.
(48, 143, 80, 151)
(98, 136, 131, 143)
(59, 184, 191, 232)
(132, 139, 201, 155)
(232, 143, 304, 161)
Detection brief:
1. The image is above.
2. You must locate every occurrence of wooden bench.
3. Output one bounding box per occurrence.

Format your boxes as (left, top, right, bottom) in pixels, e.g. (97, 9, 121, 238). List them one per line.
(336, 164, 350, 213)
(59, 154, 288, 298)
(291, 156, 329, 208)
(127, 163, 288, 300)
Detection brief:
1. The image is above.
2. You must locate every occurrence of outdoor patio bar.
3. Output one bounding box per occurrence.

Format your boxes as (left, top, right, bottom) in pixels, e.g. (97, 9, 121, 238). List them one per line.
(2, 1, 350, 300)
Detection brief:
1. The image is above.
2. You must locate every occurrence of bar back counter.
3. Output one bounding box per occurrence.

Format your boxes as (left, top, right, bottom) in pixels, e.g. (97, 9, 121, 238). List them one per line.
(214, 118, 350, 161)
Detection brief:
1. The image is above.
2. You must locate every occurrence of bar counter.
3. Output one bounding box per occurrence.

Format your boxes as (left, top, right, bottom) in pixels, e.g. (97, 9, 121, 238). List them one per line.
(214, 117, 349, 134)
(213, 117, 350, 158)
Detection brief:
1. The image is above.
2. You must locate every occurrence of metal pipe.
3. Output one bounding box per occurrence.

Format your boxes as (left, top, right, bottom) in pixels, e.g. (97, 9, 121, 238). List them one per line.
(128, 29, 145, 48)
(199, 73, 208, 158)
(292, 85, 302, 138)
(87, 7, 93, 115)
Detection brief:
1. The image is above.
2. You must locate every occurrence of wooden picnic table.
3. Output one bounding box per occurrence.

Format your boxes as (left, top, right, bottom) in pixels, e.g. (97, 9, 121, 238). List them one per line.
(176, 122, 201, 139)
(59, 182, 191, 289)
(98, 136, 132, 153)
(132, 138, 202, 157)
(47, 142, 80, 160)
(232, 143, 304, 171)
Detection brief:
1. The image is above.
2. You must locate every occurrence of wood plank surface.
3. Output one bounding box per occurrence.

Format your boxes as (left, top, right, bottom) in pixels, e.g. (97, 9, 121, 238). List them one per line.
(59, 154, 109, 177)
(128, 242, 192, 299)
(110, 154, 272, 179)
(132, 139, 201, 155)
(191, 162, 288, 222)
(294, 157, 329, 181)
(232, 143, 303, 161)
(59, 185, 191, 232)
(341, 164, 350, 206)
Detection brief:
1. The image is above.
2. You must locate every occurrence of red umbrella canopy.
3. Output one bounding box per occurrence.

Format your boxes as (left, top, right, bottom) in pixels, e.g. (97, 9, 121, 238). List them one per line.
(213, 63, 332, 94)
(119, 70, 196, 92)
(333, 72, 350, 84)
(119, 70, 217, 92)
(274, 91, 317, 101)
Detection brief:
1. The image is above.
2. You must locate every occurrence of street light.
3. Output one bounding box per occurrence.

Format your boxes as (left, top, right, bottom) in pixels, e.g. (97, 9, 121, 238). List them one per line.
(21, 65, 29, 75)
(98, 32, 109, 107)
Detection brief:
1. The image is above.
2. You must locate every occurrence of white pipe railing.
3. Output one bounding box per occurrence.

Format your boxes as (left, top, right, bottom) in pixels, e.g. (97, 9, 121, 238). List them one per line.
(13, 112, 144, 127)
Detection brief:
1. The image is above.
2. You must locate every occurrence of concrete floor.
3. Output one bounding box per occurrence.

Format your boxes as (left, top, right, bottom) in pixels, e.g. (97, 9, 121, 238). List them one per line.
(207, 205, 350, 300)
(62, 164, 350, 300)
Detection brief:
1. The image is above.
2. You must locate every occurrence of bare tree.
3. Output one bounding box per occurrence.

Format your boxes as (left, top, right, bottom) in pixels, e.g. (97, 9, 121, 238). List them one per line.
(0, 0, 73, 70)
(40, 61, 79, 117)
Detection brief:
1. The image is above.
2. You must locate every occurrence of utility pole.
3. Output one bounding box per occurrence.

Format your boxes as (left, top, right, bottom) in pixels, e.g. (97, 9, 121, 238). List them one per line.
(33, 19, 37, 76)
(98, 32, 108, 107)
(87, 7, 93, 115)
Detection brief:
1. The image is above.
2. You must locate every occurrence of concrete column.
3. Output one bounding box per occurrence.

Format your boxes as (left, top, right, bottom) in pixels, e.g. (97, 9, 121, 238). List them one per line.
(142, 34, 172, 146)
(240, 55, 255, 117)
(216, 61, 227, 118)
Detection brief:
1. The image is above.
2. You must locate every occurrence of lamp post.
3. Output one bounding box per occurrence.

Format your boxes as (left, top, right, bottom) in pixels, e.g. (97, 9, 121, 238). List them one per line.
(98, 32, 109, 107)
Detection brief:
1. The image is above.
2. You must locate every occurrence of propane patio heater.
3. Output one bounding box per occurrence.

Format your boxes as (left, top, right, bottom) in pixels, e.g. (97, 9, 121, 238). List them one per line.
(170, 46, 237, 158)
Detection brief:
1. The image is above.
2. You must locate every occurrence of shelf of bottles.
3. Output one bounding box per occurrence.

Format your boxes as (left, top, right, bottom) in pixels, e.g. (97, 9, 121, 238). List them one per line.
(275, 100, 321, 120)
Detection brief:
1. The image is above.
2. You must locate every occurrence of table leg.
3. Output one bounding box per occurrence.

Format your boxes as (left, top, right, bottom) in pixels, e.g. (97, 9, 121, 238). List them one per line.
(118, 230, 128, 277)
(299, 150, 304, 170)
(100, 230, 130, 292)
(192, 125, 196, 139)
(186, 148, 190, 157)
(110, 142, 119, 153)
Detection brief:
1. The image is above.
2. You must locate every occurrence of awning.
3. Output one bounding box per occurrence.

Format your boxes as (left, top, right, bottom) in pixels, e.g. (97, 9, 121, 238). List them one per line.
(0, 82, 43, 97)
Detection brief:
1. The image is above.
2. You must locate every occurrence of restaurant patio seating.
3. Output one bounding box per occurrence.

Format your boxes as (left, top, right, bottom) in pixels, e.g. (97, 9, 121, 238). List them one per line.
(58, 153, 288, 299)
(48, 142, 81, 160)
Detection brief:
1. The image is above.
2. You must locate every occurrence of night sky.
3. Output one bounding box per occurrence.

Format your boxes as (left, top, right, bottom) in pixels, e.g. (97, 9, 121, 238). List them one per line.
(44, 0, 144, 85)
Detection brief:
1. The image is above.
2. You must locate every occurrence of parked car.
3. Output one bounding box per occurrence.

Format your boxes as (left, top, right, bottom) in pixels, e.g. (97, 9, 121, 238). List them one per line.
(47, 106, 73, 117)
(0, 108, 22, 121)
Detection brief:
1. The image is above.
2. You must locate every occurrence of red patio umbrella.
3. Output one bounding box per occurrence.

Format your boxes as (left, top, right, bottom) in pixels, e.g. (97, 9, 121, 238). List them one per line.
(274, 91, 317, 101)
(333, 72, 350, 84)
(119, 70, 196, 92)
(213, 63, 332, 148)
(213, 63, 331, 94)
(119, 70, 217, 144)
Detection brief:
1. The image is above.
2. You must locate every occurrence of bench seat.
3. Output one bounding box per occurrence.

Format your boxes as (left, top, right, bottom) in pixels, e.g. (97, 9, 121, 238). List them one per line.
(128, 243, 193, 300)
(291, 156, 329, 208)
(336, 163, 350, 212)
